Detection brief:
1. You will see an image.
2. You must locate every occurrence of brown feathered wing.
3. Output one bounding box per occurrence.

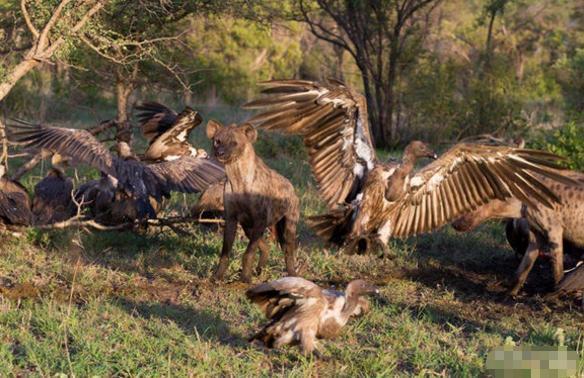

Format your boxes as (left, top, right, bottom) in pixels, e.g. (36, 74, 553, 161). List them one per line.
(391, 144, 575, 238)
(244, 80, 376, 208)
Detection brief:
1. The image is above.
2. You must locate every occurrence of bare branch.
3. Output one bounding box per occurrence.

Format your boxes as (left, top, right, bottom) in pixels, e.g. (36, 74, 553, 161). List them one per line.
(26, 215, 225, 232)
(44, 0, 107, 58)
(79, 35, 133, 64)
(37, 0, 73, 50)
(150, 54, 191, 92)
(20, 0, 39, 39)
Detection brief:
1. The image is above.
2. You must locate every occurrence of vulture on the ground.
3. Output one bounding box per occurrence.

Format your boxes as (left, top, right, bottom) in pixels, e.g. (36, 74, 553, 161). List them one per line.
(32, 153, 76, 225)
(135, 101, 207, 162)
(74, 172, 149, 225)
(7, 119, 225, 220)
(246, 277, 378, 355)
(0, 164, 32, 227)
(244, 80, 575, 254)
(547, 262, 584, 308)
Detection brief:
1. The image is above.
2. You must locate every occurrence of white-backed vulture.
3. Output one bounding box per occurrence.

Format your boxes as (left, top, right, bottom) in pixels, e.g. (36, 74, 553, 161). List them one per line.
(247, 277, 378, 355)
(32, 154, 76, 225)
(244, 80, 575, 254)
(135, 101, 207, 162)
(7, 119, 225, 220)
(0, 164, 32, 227)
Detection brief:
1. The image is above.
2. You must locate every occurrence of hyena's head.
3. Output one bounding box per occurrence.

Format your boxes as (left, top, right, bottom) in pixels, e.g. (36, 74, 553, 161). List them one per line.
(206, 120, 258, 164)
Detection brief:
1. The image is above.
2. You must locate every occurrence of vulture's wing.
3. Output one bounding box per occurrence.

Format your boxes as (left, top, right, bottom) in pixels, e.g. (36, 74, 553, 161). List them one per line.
(135, 102, 178, 142)
(244, 80, 376, 208)
(554, 263, 584, 295)
(143, 107, 203, 161)
(391, 144, 576, 238)
(156, 107, 202, 144)
(7, 119, 116, 176)
(146, 157, 225, 194)
(246, 277, 325, 320)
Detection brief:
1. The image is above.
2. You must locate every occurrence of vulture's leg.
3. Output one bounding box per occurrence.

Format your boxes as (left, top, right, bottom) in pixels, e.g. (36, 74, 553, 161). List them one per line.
(277, 216, 298, 277)
(548, 228, 565, 287)
(273, 330, 294, 349)
(213, 218, 238, 281)
(510, 231, 539, 296)
(241, 227, 264, 283)
(256, 237, 270, 275)
(299, 328, 317, 356)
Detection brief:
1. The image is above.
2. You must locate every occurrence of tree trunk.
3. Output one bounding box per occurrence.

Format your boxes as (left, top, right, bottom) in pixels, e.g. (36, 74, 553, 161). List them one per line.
(114, 65, 137, 156)
(360, 70, 383, 146)
(0, 55, 41, 167)
(0, 56, 39, 101)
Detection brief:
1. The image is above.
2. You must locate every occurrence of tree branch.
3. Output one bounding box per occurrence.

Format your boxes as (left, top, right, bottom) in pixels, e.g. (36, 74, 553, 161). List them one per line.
(38, 0, 73, 50)
(20, 0, 39, 39)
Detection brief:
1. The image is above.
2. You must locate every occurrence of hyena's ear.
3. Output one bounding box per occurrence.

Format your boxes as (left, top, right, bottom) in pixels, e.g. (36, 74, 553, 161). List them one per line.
(241, 123, 257, 143)
(206, 120, 223, 139)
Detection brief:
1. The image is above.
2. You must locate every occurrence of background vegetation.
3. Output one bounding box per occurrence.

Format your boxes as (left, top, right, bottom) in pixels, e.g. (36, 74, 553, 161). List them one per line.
(0, 0, 582, 375)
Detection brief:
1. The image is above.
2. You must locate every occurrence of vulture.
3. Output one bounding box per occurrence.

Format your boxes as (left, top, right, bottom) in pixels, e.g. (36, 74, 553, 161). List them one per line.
(244, 80, 575, 254)
(73, 172, 145, 225)
(547, 262, 584, 308)
(246, 277, 378, 355)
(32, 153, 76, 225)
(0, 163, 32, 227)
(7, 119, 225, 220)
(135, 102, 207, 162)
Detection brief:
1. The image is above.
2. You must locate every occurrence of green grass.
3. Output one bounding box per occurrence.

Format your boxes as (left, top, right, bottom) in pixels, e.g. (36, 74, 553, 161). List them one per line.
(1, 114, 583, 377)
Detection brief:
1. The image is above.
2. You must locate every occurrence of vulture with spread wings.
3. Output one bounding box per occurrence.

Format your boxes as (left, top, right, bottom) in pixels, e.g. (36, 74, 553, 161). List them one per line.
(7, 120, 225, 220)
(244, 80, 575, 254)
(135, 102, 207, 162)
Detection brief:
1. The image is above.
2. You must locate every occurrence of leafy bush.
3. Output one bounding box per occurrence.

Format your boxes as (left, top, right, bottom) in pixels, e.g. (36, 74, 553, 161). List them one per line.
(531, 121, 584, 170)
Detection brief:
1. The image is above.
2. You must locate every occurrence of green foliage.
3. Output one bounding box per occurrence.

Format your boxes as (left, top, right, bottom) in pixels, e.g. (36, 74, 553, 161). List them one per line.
(184, 16, 303, 103)
(553, 48, 584, 117)
(532, 121, 584, 170)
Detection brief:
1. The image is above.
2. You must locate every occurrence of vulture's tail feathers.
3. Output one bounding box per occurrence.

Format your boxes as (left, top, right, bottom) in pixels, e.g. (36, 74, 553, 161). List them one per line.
(307, 205, 355, 247)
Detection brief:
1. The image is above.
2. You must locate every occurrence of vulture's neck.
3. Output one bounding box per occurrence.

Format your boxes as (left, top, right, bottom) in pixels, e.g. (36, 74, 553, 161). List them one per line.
(400, 148, 419, 177)
(340, 291, 361, 323)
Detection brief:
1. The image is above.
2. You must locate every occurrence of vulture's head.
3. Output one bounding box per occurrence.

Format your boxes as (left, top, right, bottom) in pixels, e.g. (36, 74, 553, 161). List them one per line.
(51, 153, 70, 172)
(206, 120, 257, 164)
(405, 140, 437, 160)
(346, 279, 379, 297)
(176, 107, 203, 130)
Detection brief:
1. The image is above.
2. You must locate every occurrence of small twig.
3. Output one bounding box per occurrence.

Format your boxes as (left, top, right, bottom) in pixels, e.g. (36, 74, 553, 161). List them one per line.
(87, 120, 118, 136)
(13, 215, 226, 232)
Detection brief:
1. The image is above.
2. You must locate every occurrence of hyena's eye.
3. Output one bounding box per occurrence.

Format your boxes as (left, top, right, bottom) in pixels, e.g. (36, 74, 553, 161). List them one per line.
(214, 139, 221, 147)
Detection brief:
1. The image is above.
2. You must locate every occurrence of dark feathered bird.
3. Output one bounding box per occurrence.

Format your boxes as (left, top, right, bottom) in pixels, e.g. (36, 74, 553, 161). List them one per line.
(0, 164, 32, 227)
(7, 119, 225, 220)
(547, 262, 584, 308)
(135, 102, 207, 162)
(32, 154, 76, 225)
(244, 80, 575, 254)
(246, 277, 378, 355)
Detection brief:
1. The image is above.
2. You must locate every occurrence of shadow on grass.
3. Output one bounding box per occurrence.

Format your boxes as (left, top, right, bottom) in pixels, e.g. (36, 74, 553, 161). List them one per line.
(33, 228, 222, 278)
(393, 223, 567, 309)
(115, 297, 247, 347)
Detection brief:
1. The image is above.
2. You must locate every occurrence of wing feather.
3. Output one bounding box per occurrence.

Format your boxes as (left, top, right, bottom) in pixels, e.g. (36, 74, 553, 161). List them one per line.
(246, 277, 325, 320)
(146, 157, 225, 194)
(244, 80, 377, 208)
(7, 119, 116, 175)
(392, 144, 575, 238)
